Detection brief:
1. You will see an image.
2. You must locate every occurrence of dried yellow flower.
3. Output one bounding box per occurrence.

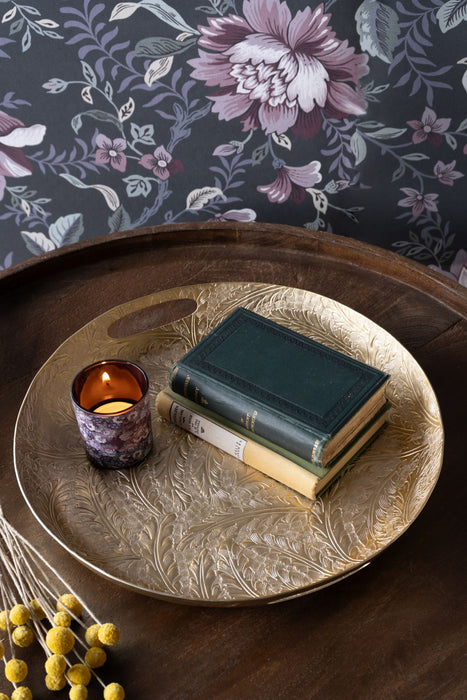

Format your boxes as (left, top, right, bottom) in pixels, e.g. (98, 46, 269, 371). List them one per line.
(0, 609, 13, 630)
(29, 598, 46, 620)
(67, 663, 91, 686)
(12, 625, 34, 647)
(54, 611, 72, 627)
(0, 693, 9, 700)
(11, 688, 33, 700)
(46, 626, 75, 654)
(5, 658, 28, 683)
(103, 682, 125, 700)
(45, 673, 67, 691)
(84, 646, 107, 668)
(85, 623, 103, 647)
(69, 684, 88, 700)
(45, 653, 67, 676)
(57, 593, 83, 618)
(98, 622, 120, 646)
(9, 604, 30, 626)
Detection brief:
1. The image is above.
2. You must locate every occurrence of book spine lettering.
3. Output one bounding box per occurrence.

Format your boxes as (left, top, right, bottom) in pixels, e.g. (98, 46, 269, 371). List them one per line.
(164, 388, 328, 478)
(156, 391, 319, 500)
(169, 365, 329, 467)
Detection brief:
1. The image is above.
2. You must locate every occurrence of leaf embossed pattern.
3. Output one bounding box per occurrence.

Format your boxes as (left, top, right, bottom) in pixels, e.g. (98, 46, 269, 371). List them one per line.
(14, 282, 443, 605)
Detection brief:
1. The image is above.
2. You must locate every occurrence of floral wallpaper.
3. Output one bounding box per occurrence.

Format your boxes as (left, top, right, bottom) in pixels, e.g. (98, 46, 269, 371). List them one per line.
(0, 0, 466, 285)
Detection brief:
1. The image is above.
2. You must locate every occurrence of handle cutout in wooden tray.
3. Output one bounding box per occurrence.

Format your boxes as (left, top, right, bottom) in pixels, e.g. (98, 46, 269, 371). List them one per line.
(107, 298, 198, 339)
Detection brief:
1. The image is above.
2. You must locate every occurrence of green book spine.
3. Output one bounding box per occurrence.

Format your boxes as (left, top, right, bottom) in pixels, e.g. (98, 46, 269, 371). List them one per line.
(170, 361, 329, 466)
(169, 307, 388, 468)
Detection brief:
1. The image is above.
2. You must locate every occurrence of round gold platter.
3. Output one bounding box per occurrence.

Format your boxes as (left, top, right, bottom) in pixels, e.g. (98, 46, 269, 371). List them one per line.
(14, 282, 443, 606)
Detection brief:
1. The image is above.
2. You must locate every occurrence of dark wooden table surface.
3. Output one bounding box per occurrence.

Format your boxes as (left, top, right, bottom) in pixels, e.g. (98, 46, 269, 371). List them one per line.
(1, 223, 466, 699)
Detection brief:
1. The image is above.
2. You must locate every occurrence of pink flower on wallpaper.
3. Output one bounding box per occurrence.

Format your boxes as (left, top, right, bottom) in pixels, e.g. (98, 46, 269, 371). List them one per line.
(407, 107, 451, 146)
(189, 0, 368, 138)
(258, 160, 322, 203)
(0, 111, 46, 200)
(433, 160, 463, 186)
(95, 134, 127, 172)
(139, 145, 183, 180)
(398, 188, 439, 218)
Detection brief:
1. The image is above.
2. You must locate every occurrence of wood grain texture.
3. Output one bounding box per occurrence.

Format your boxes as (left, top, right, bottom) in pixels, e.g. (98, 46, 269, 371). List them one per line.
(1, 223, 466, 699)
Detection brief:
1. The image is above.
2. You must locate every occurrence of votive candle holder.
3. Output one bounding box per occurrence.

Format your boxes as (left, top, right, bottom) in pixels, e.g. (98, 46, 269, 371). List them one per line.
(70, 359, 153, 469)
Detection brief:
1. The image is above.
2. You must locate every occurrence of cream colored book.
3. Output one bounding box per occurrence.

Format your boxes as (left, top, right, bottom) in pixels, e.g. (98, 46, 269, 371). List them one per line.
(156, 389, 387, 500)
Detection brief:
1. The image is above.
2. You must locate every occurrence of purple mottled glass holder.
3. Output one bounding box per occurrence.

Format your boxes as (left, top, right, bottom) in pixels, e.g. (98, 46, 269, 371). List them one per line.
(70, 360, 153, 469)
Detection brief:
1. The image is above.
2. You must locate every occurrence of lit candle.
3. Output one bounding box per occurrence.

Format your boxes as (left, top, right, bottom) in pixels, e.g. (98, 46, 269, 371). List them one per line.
(92, 400, 135, 414)
(71, 359, 153, 469)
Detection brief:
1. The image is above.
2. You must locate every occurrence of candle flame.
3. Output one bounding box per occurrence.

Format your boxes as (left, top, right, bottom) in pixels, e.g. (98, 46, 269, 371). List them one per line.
(102, 371, 110, 383)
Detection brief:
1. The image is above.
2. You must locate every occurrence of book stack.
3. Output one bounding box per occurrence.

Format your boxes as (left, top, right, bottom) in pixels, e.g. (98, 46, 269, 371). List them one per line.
(156, 307, 389, 499)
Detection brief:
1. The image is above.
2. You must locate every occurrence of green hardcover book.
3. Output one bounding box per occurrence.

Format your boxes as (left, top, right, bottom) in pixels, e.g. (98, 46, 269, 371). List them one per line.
(169, 307, 389, 468)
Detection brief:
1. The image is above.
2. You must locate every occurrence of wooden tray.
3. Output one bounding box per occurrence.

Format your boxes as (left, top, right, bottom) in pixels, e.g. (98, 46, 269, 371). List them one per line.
(13, 281, 443, 605)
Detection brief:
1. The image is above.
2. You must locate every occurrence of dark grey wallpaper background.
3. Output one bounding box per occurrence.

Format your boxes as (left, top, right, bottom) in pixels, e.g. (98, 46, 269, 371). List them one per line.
(0, 0, 466, 284)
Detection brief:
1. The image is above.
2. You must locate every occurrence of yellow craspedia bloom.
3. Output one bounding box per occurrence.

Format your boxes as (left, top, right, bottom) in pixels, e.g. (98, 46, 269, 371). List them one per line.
(45, 673, 67, 691)
(9, 604, 30, 626)
(85, 623, 102, 647)
(12, 625, 34, 647)
(46, 626, 75, 654)
(0, 609, 13, 630)
(45, 653, 67, 676)
(29, 598, 46, 620)
(5, 658, 28, 683)
(0, 693, 9, 700)
(84, 645, 107, 668)
(11, 688, 33, 700)
(53, 611, 72, 627)
(69, 684, 88, 700)
(57, 593, 83, 618)
(98, 622, 120, 646)
(103, 682, 125, 700)
(67, 663, 91, 686)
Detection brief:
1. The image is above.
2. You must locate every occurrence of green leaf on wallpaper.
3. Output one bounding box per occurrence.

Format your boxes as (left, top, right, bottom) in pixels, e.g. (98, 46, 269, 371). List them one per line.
(72, 110, 122, 133)
(71, 114, 82, 134)
(10, 18, 24, 35)
(21, 25, 31, 52)
(81, 61, 97, 87)
(130, 123, 155, 145)
(48, 214, 84, 248)
(60, 174, 120, 211)
(437, 0, 467, 32)
(356, 0, 400, 64)
(370, 127, 406, 139)
(134, 35, 196, 59)
(350, 131, 367, 165)
(402, 153, 430, 161)
(20, 230, 55, 256)
(445, 133, 457, 149)
(251, 143, 269, 166)
(123, 175, 153, 198)
(108, 205, 131, 233)
(391, 162, 406, 182)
